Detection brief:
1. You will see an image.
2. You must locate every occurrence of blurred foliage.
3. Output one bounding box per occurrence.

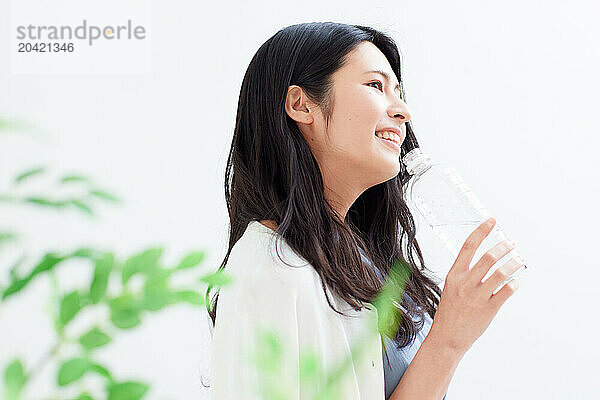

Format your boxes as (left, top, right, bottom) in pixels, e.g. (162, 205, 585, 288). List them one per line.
(0, 165, 121, 216)
(0, 117, 234, 399)
(1, 241, 230, 400)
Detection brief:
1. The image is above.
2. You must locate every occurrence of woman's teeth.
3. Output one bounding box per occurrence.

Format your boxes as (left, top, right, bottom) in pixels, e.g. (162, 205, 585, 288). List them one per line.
(375, 130, 401, 145)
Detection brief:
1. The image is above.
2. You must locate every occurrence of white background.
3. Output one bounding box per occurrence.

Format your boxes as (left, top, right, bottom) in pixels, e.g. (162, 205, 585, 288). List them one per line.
(1, 0, 599, 399)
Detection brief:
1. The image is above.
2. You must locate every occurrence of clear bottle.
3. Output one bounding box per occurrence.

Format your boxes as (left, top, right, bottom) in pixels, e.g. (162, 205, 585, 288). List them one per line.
(401, 148, 528, 294)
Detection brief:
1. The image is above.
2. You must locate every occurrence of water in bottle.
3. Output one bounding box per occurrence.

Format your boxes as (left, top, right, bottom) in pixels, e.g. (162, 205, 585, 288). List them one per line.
(401, 148, 528, 294)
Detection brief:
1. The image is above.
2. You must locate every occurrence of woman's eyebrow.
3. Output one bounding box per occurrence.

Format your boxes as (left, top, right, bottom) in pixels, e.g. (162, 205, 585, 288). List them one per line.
(363, 69, 401, 92)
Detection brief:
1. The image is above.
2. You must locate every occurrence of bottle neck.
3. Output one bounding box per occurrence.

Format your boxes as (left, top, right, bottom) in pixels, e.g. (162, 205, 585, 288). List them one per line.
(402, 148, 432, 176)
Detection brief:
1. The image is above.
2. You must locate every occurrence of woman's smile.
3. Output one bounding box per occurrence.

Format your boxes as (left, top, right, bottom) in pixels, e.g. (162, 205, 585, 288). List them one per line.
(375, 130, 404, 153)
(376, 134, 401, 152)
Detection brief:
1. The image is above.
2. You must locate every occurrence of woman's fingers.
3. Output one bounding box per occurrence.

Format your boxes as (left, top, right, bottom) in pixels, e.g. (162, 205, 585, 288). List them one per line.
(451, 217, 496, 274)
(490, 276, 520, 310)
(432, 216, 524, 357)
(469, 239, 515, 285)
(481, 255, 525, 295)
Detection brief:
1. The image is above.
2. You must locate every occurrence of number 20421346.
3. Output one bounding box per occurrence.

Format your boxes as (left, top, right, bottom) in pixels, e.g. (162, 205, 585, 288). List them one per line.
(18, 42, 74, 52)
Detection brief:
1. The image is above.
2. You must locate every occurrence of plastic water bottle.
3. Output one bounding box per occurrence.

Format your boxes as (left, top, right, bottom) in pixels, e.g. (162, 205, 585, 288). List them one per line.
(401, 148, 528, 294)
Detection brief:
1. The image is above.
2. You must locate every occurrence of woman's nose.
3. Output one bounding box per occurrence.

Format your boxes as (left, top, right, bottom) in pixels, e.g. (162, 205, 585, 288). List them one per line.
(388, 93, 411, 122)
(390, 103, 411, 122)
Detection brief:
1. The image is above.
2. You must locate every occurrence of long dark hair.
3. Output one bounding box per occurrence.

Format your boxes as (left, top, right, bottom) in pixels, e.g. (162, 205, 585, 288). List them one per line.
(205, 21, 442, 365)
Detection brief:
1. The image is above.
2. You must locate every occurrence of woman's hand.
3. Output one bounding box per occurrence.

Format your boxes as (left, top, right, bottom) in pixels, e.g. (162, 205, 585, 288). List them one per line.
(428, 216, 525, 355)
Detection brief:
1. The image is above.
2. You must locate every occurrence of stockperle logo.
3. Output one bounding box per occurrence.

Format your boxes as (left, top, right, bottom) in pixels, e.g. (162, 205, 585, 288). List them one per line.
(16, 19, 147, 46)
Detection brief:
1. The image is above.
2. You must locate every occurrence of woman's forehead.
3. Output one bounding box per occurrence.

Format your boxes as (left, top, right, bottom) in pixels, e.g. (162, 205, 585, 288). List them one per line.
(338, 42, 395, 80)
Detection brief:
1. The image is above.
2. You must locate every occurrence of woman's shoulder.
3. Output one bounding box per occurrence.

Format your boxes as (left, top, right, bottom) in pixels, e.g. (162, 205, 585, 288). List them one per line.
(220, 221, 324, 301)
(228, 220, 314, 273)
(215, 221, 341, 332)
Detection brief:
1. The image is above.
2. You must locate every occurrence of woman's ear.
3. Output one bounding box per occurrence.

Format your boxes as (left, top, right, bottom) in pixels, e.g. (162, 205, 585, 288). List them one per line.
(284, 85, 314, 124)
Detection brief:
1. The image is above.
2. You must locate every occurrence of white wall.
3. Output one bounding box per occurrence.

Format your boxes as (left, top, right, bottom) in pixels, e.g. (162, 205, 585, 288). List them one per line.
(1, 0, 598, 398)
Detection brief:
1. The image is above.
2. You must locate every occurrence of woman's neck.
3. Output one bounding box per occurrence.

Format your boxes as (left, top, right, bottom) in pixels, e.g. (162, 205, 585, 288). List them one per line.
(259, 219, 278, 231)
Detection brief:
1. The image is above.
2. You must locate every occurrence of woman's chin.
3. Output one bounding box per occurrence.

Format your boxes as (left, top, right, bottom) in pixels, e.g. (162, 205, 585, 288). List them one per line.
(372, 161, 401, 185)
(387, 163, 401, 180)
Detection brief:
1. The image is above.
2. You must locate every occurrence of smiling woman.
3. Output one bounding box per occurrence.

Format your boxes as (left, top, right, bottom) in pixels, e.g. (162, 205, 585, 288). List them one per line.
(205, 22, 450, 400)
(288, 40, 414, 207)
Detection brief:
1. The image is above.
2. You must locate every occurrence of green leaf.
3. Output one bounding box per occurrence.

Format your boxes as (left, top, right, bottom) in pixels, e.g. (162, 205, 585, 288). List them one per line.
(7, 255, 26, 281)
(108, 293, 136, 310)
(89, 190, 120, 203)
(2, 253, 67, 299)
(0, 232, 18, 246)
(24, 197, 68, 207)
(141, 269, 170, 311)
(2, 279, 28, 300)
(299, 351, 322, 382)
(90, 254, 113, 303)
(171, 290, 204, 306)
(175, 251, 205, 270)
(107, 381, 149, 400)
(88, 362, 113, 382)
(57, 358, 90, 386)
(59, 291, 81, 326)
(198, 269, 233, 287)
(4, 359, 26, 400)
(60, 175, 90, 184)
(70, 200, 94, 215)
(122, 248, 163, 284)
(110, 309, 141, 329)
(372, 258, 411, 339)
(109, 294, 142, 329)
(70, 248, 97, 258)
(79, 327, 112, 350)
(15, 167, 45, 184)
(250, 327, 283, 374)
(30, 253, 65, 277)
(76, 393, 94, 400)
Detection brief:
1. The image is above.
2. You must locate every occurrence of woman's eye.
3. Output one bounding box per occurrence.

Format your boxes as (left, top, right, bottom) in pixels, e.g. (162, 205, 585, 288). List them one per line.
(366, 81, 384, 92)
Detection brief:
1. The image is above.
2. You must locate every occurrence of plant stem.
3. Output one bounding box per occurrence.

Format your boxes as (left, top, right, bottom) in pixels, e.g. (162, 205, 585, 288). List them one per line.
(24, 269, 66, 384)
(25, 340, 62, 383)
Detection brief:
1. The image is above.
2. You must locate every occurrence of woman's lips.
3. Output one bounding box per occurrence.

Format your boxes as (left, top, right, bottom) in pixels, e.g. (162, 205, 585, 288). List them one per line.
(376, 135, 401, 152)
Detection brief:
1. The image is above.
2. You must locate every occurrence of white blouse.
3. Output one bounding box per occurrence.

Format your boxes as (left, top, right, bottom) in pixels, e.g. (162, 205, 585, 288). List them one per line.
(209, 220, 385, 399)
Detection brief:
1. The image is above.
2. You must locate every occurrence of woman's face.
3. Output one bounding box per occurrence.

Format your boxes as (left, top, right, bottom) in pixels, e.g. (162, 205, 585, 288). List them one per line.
(287, 41, 412, 218)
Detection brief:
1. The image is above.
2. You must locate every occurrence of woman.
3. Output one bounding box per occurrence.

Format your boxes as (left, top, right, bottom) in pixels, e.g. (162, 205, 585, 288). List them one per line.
(206, 22, 523, 399)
